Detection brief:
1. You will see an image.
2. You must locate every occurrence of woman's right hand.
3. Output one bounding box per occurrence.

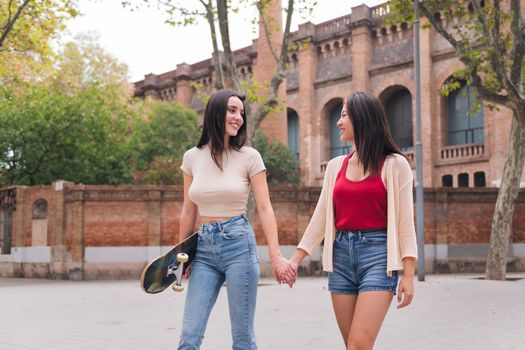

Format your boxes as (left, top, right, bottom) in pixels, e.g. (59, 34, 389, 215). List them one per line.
(183, 266, 192, 279)
(271, 257, 296, 287)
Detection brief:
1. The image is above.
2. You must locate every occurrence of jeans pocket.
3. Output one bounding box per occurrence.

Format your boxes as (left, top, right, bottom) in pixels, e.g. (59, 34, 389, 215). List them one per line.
(221, 225, 247, 240)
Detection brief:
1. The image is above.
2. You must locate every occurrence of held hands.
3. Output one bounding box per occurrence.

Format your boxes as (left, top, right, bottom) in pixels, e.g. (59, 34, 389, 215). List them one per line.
(271, 255, 297, 288)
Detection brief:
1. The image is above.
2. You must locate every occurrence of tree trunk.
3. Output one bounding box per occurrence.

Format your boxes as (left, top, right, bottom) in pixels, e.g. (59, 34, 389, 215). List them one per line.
(203, 0, 224, 90)
(486, 111, 525, 280)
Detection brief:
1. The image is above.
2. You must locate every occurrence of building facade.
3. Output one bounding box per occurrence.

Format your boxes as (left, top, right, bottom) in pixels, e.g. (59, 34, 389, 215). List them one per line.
(134, 2, 523, 189)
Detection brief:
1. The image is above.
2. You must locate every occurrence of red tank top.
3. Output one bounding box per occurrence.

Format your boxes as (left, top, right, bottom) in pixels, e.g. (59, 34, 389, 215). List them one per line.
(333, 152, 387, 230)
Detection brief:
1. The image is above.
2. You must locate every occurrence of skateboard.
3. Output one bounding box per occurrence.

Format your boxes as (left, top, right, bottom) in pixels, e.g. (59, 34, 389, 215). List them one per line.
(140, 231, 198, 294)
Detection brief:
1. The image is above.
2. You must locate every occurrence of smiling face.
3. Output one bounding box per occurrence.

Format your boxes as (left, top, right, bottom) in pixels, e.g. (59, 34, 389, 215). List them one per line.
(224, 96, 245, 144)
(337, 103, 354, 143)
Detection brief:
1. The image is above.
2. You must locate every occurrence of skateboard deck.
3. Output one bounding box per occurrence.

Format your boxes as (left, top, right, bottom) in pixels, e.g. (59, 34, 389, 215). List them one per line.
(140, 231, 198, 294)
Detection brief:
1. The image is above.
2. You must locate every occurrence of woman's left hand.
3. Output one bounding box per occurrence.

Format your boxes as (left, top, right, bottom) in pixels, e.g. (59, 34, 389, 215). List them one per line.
(271, 257, 296, 287)
(397, 274, 414, 308)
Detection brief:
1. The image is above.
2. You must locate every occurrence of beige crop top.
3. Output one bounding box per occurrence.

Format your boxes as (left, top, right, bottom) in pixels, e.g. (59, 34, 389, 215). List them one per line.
(180, 145, 266, 217)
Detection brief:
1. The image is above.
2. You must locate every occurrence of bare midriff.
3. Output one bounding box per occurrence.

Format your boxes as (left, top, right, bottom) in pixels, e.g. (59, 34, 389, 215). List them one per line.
(198, 216, 236, 224)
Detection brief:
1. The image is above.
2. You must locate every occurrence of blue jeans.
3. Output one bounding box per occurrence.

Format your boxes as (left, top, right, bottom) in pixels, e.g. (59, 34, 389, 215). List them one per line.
(328, 229, 398, 295)
(177, 214, 260, 350)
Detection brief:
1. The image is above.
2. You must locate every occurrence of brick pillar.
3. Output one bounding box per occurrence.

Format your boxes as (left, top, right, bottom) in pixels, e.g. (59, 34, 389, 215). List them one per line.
(253, 0, 287, 145)
(350, 5, 373, 91)
(11, 187, 27, 277)
(65, 186, 85, 280)
(146, 190, 163, 261)
(296, 22, 319, 185)
(420, 17, 435, 187)
(13, 187, 26, 248)
(50, 181, 68, 279)
(143, 73, 160, 100)
(175, 63, 193, 108)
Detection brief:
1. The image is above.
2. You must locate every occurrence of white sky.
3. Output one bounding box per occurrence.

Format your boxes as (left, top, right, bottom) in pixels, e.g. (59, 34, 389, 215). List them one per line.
(65, 0, 385, 82)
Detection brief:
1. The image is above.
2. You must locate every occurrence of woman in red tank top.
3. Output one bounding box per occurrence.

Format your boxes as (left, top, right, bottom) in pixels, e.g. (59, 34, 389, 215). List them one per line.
(288, 91, 417, 349)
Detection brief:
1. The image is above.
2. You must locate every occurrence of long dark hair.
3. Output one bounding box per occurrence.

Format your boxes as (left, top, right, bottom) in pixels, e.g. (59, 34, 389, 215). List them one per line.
(346, 91, 402, 176)
(197, 89, 247, 170)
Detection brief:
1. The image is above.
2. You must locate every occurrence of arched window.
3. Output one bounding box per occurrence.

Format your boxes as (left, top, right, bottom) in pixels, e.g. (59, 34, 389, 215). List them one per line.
(385, 89, 413, 150)
(448, 82, 484, 145)
(287, 109, 300, 161)
(330, 103, 351, 158)
(474, 171, 486, 187)
(442, 175, 453, 187)
(33, 199, 48, 219)
(458, 173, 469, 187)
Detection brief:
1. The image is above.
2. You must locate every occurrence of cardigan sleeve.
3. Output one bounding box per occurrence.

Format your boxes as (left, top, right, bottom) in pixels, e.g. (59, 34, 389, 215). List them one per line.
(396, 156, 418, 261)
(297, 159, 338, 255)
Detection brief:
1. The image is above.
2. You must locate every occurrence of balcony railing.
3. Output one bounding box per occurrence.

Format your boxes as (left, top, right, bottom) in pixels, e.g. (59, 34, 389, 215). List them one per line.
(439, 143, 487, 165)
(371, 3, 390, 18)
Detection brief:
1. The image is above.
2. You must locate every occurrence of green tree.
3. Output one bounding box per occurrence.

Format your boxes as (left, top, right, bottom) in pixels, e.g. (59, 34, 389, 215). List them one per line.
(388, 0, 525, 280)
(130, 101, 200, 185)
(255, 131, 301, 185)
(0, 32, 138, 186)
(0, 83, 133, 186)
(0, 0, 78, 82)
(49, 33, 132, 101)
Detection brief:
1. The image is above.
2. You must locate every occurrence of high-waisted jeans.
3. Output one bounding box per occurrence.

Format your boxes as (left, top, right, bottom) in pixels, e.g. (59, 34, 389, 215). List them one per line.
(177, 214, 260, 350)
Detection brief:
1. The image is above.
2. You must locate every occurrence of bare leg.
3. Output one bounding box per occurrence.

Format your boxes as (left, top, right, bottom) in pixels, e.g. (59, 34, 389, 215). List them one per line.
(346, 291, 393, 350)
(331, 293, 358, 347)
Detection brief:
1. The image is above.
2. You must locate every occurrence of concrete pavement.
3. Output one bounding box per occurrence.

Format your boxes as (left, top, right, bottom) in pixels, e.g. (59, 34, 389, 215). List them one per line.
(1, 273, 524, 350)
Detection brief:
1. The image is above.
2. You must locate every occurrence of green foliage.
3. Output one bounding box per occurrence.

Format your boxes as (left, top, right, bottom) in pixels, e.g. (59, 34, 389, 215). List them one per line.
(0, 0, 79, 83)
(255, 131, 300, 185)
(0, 82, 134, 186)
(49, 33, 132, 100)
(387, 0, 522, 100)
(130, 101, 200, 185)
(134, 155, 184, 185)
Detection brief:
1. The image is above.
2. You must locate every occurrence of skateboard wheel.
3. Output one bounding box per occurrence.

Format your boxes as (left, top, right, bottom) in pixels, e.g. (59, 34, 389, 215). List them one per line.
(177, 253, 189, 263)
(172, 284, 184, 292)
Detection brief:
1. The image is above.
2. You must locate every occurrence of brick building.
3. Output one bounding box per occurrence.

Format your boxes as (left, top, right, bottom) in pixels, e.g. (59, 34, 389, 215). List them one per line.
(134, 1, 523, 188)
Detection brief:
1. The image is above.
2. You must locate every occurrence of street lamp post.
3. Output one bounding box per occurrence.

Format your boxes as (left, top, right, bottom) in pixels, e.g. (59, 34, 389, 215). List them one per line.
(414, 0, 426, 281)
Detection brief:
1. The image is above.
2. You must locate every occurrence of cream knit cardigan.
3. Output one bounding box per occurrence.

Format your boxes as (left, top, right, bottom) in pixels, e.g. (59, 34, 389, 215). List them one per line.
(297, 153, 418, 276)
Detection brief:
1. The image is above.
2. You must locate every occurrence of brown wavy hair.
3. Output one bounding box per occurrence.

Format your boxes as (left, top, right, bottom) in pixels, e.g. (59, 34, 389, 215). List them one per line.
(346, 91, 403, 176)
(197, 89, 247, 170)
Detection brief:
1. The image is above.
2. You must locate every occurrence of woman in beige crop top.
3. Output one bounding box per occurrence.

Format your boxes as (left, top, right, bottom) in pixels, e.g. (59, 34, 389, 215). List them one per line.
(177, 89, 296, 350)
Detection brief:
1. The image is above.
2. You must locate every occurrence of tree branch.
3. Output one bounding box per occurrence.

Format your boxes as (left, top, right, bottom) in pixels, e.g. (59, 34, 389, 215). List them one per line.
(215, 0, 244, 93)
(471, 0, 511, 91)
(252, 0, 294, 130)
(257, 1, 279, 62)
(509, 0, 525, 89)
(0, 0, 31, 48)
(420, 2, 508, 105)
(202, 0, 224, 89)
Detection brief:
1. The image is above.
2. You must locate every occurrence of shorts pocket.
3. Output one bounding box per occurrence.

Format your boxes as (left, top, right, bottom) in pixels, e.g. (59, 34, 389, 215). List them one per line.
(362, 234, 387, 244)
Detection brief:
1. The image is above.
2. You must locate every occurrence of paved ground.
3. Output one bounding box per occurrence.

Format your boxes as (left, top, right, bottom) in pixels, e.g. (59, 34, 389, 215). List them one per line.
(1, 273, 524, 350)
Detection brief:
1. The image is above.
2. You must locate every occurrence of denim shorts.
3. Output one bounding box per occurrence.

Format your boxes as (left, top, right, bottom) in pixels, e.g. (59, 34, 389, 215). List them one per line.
(328, 229, 398, 295)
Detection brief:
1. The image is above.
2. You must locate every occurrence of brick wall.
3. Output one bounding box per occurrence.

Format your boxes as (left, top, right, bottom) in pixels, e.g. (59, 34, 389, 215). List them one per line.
(1, 182, 524, 279)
